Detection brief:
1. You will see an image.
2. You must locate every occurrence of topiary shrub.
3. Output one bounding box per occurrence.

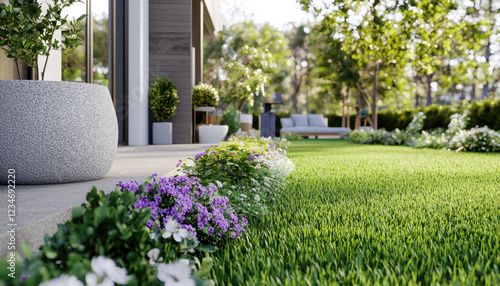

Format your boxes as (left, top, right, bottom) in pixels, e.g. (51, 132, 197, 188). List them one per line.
(192, 83, 219, 108)
(149, 77, 179, 122)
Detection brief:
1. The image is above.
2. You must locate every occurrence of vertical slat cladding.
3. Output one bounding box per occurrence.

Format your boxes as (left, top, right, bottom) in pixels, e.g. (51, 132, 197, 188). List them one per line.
(149, 0, 192, 144)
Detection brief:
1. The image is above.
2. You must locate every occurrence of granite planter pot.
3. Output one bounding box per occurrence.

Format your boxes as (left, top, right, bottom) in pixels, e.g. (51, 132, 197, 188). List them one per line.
(0, 80, 118, 185)
(199, 125, 229, 144)
(152, 122, 172, 144)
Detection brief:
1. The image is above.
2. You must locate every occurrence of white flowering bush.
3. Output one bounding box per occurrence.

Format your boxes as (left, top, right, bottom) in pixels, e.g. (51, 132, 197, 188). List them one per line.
(349, 110, 499, 153)
(406, 111, 426, 135)
(414, 130, 448, 149)
(178, 136, 295, 217)
(449, 126, 500, 152)
(447, 112, 469, 134)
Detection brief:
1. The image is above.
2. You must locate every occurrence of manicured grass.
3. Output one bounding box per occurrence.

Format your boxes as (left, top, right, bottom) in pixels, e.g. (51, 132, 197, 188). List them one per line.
(211, 140, 500, 285)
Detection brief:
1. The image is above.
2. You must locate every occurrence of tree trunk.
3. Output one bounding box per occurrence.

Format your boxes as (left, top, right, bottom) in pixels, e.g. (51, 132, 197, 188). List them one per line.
(482, 39, 491, 99)
(415, 93, 420, 107)
(481, 0, 493, 99)
(341, 94, 346, 128)
(292, 90, 299, 113)
(346, 96, 351, 129)
(471, 83, 476, 102)
(372, 62, 379, 130)
(426, 73, 434, 106)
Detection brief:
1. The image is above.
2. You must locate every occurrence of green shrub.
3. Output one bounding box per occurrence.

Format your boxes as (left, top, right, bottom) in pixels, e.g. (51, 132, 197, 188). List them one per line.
(149, 77, 179, 122)
(222, 105, 240, 136)
(468, 100, 500, 130)
(179, 137, 294, 217)
(192, 83, 219, 108)
(280, 132, 304, 140)
(18, 185, 215, 285)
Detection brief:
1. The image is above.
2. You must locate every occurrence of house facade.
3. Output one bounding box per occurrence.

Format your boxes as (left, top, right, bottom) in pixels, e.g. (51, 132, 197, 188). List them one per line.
(0, 0, 221, 145)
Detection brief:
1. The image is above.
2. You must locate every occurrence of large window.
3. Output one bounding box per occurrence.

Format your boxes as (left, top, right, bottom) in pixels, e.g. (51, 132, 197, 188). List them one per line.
(61, 0, 87, 82)
(92, 1, 109, 87)
(62, 0, 109, 87)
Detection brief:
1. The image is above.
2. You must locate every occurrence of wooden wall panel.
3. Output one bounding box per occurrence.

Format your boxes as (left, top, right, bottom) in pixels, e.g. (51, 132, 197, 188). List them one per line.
(149, 0, 193, 144)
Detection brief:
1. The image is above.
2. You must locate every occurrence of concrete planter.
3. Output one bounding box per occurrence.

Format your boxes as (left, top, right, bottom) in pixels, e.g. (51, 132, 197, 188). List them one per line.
(152, 122, 172, 144)
(199, 125, 229, 144)
(240, 113, 253, 131)
(0, 80, 118, 185)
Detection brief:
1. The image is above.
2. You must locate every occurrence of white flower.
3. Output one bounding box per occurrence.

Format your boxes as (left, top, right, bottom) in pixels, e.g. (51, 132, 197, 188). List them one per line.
(215, 180, 223, 188)
(87, 256, 129, 285)
(40, 274, 84, 286)
(178, 259, 190, 266)
(157, 262, 195, 286)
(147, 248, 162, 265)
(85, 273, 114, 286)
(162, 218, 189, 242)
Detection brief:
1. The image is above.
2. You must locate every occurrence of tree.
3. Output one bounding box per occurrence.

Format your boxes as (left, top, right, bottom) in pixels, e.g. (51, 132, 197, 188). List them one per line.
(285, 24, 314, 113)
(204, 21, 291, 110)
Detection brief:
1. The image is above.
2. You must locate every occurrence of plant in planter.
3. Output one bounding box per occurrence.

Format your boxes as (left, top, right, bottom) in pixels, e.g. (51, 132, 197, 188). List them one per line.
(192, 83, 219, 109)
(0, 0, 118, 185)
(192, 83, 228, 143)
(0, 0, 86, 80)
(149, 77, 180, 144)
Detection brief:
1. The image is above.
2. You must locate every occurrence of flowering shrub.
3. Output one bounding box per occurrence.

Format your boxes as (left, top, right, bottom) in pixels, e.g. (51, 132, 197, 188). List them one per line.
(223, 135, 291, 152)
(179, 136, 295, 217)
(192, 83, 219, 108)
(349, 128, 390, 145)
(406, 111, 426, 134)
(179, 145, 270, 216)
(447, 112, 469, 134)
(414, 129, 448, 149)
(280, 131, 304, 140)
(14, 187, 214, 285)
(118, 174, 248, 245)
(448, 126, 500, 152)
(350, 110, 499, 153)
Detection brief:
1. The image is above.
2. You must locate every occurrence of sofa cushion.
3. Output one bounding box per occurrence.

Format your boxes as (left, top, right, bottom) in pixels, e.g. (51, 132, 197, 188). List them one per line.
(291, 114, 309, 127)
(280, 126, 352, 134)
(308, 114, 327, 127)
(280, 118, 294, 128)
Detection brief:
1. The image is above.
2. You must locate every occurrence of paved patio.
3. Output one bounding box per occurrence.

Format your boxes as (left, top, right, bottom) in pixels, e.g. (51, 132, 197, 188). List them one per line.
(0, 143, 216, 256)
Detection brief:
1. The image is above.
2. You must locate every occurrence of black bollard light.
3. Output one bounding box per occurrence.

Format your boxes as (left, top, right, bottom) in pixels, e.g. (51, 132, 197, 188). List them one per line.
(260, 103, 276, 138)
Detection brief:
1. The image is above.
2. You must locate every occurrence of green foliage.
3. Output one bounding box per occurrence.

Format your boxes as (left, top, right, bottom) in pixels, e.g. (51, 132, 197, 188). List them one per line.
(204, 21, 291, 105)
(219, 46, 269, 110)
(211, 140, 500, 285)
(149, 77, 179, 122)
(180, 145, 269, 217)
(23, 188, 157, 285)
(221, 105, 240, 136)
(15, 185, 215, 285)
(0, 0, 86, 80)
(179, 136, 294, 217)
(280, 132, 304, 140)
(192, 83, 219, 108)
(468, 100, 500, 130)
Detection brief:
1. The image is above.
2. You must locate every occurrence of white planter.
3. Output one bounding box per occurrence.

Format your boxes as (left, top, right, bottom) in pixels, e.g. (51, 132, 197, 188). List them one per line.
(199, 125, 229, 144)
(153, 122, 172, 144)
(240, 113, 253, 131)
(0, 80, 118, 185)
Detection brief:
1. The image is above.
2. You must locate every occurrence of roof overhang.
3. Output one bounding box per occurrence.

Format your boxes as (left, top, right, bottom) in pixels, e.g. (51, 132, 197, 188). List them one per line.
(203, 0, 222, 38)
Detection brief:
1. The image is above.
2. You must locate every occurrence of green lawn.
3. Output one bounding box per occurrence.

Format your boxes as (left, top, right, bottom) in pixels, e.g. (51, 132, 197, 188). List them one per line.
(211, 140, 500, 285)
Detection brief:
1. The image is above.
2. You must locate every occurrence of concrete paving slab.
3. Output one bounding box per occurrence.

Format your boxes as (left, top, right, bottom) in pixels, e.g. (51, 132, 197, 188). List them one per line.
(0, 143, 216, 256)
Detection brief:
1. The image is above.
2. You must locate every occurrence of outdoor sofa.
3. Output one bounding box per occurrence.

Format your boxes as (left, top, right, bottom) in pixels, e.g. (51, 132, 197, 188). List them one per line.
(280, 114, 352, 138)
